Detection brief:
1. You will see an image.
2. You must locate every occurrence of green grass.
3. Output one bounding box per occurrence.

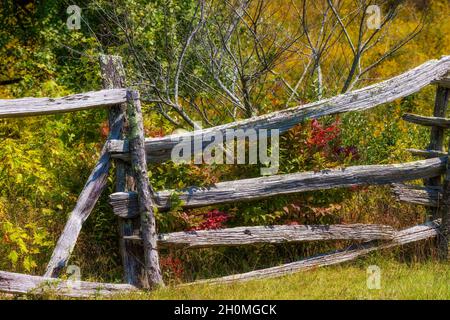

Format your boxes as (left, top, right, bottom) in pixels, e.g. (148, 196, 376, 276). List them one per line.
(109, 259, 449, 300)
(1, 258, 447, 300)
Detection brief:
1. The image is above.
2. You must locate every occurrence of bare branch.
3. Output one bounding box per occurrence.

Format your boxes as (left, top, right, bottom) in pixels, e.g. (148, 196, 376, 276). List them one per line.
(174, 0, 206, 105)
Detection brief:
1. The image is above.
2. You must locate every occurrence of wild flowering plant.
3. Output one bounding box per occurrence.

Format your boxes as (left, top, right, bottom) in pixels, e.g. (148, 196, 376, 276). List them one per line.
(307, 119, 341, 149)
(160, 255, 184, 282)
(307, 118, 358, 160)
(188, 209, 229, 231)
(159, 208, 229, 282)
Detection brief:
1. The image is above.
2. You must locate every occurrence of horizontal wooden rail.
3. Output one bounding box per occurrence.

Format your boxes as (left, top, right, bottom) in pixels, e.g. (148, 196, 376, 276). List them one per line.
(0, 89, 127, 118)
(392, 183, 440, 207)
(124, 224, 397, 248)
(108, 56, 450, 162)
(402, 113, 450, 128)
(407, 148, 447, 158)
(186, 221, 440, 285)
(432, 73, 450, 87)
(110, 157, 447, 216)
(0, 270, 137, 297)
(0, 221, 439, 296)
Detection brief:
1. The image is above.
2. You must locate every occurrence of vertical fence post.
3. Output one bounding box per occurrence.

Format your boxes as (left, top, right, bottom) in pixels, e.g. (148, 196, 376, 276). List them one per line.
(126, 90, 164, 289)
(425, 86, 449, 221)
(436, 86, 450, 260)
(439, 167, 450, 261)
(99, 55, 145, 286)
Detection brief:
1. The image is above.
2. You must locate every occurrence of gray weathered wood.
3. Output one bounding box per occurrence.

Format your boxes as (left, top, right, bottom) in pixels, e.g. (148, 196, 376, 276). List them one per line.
(43, 90, 127, 279)
(432, 72, 450, 87)
(99, 55, 144, 287)
(0, 270, 137, 298)
(108, 56, 450, 162)
(437, 86, 450, 259)
(187, 221, 440, 285)
(110, 191, 140, 218)
(391, 183, 441, 207)
(438, 168, 450, 260)
(124, 224, 396, 248)
(427, 86, 449, 154)
(127, 90, 164, 289)
(109, 157, 447, 217)
(407, 148, 446, 158)
(44, 142, 119, 278)
(433, 78, 450, 88)
(424, 86, 449, 220)
(0, 89, 127, 118)
(402, 113, 450, 128)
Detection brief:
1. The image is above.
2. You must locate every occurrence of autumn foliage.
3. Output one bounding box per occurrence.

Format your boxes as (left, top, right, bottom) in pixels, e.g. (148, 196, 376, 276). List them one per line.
(0, 0, 448, 283)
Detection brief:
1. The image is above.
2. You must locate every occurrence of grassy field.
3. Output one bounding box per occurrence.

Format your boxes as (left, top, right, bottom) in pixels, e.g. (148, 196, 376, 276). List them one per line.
(0, 258, 448, 300)
(106, 258, 449, 300)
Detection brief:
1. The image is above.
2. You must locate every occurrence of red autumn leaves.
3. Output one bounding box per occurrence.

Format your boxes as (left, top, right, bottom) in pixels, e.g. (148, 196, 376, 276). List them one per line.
(307, 118, 358, 159)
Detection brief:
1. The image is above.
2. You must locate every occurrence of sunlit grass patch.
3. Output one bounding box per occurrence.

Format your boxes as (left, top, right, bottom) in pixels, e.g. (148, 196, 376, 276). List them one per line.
(106, 258, 449, 300)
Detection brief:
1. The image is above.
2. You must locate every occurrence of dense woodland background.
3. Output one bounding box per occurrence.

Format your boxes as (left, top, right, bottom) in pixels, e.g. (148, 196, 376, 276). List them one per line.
(0, 0, 449, 283)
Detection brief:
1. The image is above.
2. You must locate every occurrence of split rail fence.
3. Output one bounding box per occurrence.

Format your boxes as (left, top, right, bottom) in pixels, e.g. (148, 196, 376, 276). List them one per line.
(0, 55, 449, 297)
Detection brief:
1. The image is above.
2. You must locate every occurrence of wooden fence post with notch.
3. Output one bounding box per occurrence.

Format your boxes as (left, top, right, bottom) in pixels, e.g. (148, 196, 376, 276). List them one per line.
(99, 55, 145, 286)
(435, 85, 450, 260)
(424, 86, 449, 221)
(439, 156, 450, 260)
(431, 71, 450, 259)
(126, 90, 164, 288)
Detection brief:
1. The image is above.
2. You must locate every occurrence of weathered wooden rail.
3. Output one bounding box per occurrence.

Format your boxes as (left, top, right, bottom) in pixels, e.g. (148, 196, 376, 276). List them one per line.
(0, 55, 449, 297)
(109, 157, 447, 215)
(187, 221, 441, 285)
(108, 56, 450, 162)
(0, 270, 137, 298)
(392, 183, 441, 207)
(0, 89, 127, 118)
(128, 224, 397, 248)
